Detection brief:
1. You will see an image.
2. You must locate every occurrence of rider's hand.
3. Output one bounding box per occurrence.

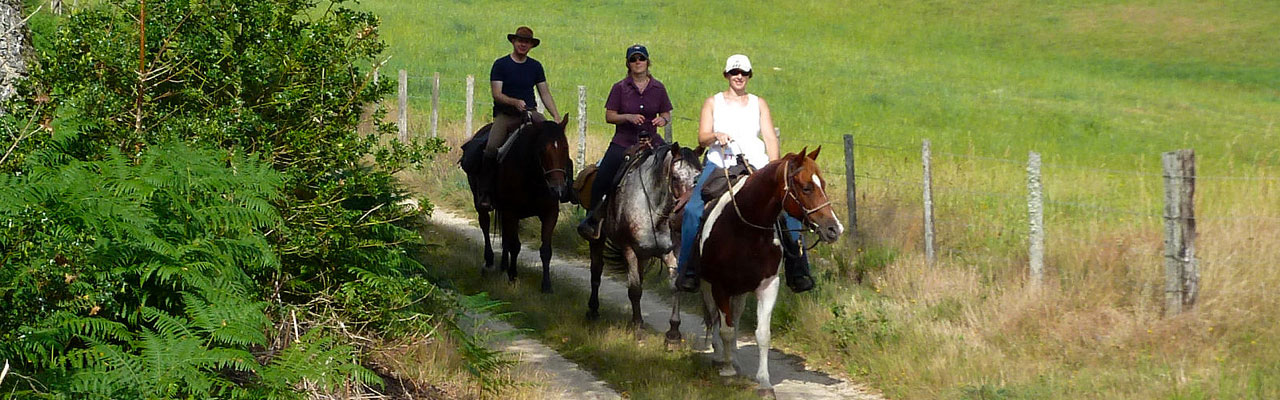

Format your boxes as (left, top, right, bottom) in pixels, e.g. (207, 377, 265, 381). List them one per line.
(629, 114, 646, 125)
(652, 116, 667, 127)
(714, 132, 731, 146)
(514, 99, 528, 110)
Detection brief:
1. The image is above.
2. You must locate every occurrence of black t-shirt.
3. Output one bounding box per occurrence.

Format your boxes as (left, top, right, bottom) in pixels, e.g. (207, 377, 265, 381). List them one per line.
(489, 55, 546, 116)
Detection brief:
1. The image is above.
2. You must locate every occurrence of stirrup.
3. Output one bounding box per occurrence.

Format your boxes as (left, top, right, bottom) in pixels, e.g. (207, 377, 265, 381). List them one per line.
(577, 216, 602, 240)
(675, 273, 700, 292)
(786, 274, 815, 293)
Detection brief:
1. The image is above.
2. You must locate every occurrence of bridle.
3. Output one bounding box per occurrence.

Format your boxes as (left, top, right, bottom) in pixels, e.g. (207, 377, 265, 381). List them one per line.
(780, 160, 833, 226)
(718, 148, 831, 253)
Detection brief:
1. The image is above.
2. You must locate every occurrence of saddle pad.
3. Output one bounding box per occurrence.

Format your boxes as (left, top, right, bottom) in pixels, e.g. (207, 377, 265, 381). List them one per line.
(573, 164, 598, 209)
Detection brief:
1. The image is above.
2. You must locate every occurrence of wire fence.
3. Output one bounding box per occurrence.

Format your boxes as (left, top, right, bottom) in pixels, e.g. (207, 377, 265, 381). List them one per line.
(391, 71, 1279, 314)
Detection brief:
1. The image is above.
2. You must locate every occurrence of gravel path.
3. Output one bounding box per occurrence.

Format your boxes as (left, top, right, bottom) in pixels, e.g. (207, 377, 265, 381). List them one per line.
(431, 207, 883, 400)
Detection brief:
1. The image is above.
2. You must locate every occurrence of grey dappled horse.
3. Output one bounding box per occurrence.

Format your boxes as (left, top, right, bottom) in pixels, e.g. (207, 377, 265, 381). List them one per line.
(585, 143, 703, 339)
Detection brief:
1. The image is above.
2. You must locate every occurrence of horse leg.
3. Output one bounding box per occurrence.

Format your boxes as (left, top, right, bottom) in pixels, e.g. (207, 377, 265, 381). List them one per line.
(716, 292, 739, 377)
(624, 247, 643, 330)
(662, 251, 683, 348)
(586, 240, 605, 320)
(700, 285, 722, 361)
(538, 214, 556, 294)
(502, 216, 520, 283)
(754, 276, 781, 398)
(478, 210, 495, 271)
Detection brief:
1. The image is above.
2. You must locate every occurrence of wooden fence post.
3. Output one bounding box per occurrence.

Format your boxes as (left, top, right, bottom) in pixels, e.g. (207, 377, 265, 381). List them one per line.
(397, 69, 407, 142)
(576, 85, 587, 171)
(431, 72, 440, 138)
(843, 134, 857, 238)
(922, 139, 936, 266)
(664, 118, 673, 143)
(1027, 151, 1044, 287)
(1162, 149, 1199, 316)
(465, 75, 474, 138)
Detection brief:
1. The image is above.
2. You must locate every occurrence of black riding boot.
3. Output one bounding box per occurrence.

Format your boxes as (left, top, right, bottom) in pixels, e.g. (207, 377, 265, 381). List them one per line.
(675, 257, 700, 292)
(779, 218, 815, 293)
(576, 200, 605, 240)
(477, 154, 498, 211)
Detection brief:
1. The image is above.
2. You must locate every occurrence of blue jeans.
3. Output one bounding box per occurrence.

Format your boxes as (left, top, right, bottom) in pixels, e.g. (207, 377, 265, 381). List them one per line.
(677, 161, 804, 276)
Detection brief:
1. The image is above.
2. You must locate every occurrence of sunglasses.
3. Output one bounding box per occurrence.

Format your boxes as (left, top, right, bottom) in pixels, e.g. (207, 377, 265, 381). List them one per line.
(628, 55, 648, 63)
(726, 69, 752, 77)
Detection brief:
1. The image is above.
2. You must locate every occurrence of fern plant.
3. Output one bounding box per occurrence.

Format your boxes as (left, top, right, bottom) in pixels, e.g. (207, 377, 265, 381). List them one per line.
(0, 142, 377, 398)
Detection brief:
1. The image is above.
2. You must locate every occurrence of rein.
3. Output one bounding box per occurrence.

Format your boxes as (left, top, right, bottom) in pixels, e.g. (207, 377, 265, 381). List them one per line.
(717, 146, 775, 231)
(716, 147, 833, 255)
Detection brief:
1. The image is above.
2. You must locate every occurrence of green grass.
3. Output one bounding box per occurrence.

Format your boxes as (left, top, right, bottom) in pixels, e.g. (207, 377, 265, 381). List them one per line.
(367, 0, 1280, 398)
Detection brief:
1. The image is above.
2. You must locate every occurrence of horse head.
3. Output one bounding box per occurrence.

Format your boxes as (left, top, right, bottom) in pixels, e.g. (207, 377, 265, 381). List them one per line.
(667, 143, 706, 204)
(780, 146, 844, 243)
(534, 113, 574, 203)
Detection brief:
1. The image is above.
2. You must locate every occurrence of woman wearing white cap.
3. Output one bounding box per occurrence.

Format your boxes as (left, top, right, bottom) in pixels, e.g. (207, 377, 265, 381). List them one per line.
(675, 54, 815, 294)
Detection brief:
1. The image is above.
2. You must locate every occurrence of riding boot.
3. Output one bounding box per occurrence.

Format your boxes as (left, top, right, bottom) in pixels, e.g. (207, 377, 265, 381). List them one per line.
(477, 154, 498, 211)
(675, 257, 700, 292)
(779, 218, 815, 293)
(576, 200, 605, 240)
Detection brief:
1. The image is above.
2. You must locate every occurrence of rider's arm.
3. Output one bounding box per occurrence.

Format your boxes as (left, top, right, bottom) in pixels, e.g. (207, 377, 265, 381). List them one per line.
(759, 96, 779, 161)
(536, 81, 560, 119)
(698, 96, 727, 147)
(491, 81, 526, 109)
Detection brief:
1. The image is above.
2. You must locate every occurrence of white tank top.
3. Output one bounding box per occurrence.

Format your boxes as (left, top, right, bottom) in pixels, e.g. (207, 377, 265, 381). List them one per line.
(707, 92, 767, 169)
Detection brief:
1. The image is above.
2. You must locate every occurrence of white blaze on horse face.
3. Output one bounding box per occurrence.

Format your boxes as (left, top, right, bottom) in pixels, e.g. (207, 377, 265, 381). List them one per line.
(811, 173, 822, 189)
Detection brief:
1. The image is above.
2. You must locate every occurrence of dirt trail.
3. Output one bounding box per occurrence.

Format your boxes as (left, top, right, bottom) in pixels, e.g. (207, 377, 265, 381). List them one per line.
(431, 208, 883, 399)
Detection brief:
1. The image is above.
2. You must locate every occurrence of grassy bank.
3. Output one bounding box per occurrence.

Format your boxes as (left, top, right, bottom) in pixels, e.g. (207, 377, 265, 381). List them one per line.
(366, 0, 1280, 398)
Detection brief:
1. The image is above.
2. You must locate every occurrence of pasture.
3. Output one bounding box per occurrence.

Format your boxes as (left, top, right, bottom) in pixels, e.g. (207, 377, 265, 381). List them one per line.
(363, 0, 1280, 398)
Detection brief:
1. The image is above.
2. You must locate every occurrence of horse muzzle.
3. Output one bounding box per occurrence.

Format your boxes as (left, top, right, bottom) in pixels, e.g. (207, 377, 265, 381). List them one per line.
(811, 215, 844, 244)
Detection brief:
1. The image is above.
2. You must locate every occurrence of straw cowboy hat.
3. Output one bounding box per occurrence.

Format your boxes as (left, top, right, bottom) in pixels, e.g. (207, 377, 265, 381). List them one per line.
(507, 26, 541, 47)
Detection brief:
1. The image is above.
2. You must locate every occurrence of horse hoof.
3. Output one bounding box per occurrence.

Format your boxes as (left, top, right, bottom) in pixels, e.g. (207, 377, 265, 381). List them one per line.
(585, 310, 599, 321)
(664, 337, 682, 352)
(718, 364, 736, 377)
(540, 285, 553, 294)
(755, 388, 776, 399)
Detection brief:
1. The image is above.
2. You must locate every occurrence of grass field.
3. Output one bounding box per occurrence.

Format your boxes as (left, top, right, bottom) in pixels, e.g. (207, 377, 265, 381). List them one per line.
(357, 0, 1280, 398)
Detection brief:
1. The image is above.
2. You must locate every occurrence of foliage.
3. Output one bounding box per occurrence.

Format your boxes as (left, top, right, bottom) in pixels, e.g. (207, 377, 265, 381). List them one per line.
(0, 142, 342, 398)
(0, 0, 473, 397)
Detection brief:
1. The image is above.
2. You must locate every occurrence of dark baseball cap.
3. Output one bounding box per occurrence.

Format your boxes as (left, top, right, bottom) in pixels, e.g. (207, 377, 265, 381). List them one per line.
(626, 44, 649, 60)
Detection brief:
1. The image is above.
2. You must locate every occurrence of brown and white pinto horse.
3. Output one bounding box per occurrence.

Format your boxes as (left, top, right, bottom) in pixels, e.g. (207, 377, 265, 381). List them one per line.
(692, 147, 842, 397)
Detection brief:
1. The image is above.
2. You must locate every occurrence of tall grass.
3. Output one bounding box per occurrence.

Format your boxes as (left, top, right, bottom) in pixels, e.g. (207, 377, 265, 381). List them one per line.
(365, 0, 1280, 398)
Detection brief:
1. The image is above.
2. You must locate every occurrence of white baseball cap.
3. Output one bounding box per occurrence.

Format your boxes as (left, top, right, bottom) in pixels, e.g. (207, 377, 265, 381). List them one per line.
(724, 54, 752, 73)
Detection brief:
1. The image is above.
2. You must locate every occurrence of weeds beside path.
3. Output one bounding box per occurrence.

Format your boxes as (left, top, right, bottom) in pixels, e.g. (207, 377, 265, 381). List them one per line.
(426, 207, 883, 400)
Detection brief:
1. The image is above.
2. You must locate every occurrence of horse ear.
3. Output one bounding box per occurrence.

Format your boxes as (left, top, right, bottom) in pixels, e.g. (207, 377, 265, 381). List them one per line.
(692, 144, 706, 158)
(807, 146, 822, 160)
(559, 113, 569, 127)
(796, 146, 808, 159)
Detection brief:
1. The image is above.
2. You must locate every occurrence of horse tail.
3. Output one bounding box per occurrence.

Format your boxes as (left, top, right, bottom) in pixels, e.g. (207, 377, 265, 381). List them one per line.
(600, 239, 626, 270)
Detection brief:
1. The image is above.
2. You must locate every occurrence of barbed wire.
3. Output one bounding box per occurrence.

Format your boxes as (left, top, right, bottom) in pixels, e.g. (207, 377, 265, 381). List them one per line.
(388, 79, 1280, 187)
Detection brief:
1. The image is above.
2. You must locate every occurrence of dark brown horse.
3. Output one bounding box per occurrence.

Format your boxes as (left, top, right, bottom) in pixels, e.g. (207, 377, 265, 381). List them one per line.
(583, 144, 703, 334)
(691, 147, 842, 397)
(460, 114, 574, 292)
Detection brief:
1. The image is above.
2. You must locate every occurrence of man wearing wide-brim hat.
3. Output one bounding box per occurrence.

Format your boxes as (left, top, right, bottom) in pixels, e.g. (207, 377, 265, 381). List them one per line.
(478, 26, 561, 209)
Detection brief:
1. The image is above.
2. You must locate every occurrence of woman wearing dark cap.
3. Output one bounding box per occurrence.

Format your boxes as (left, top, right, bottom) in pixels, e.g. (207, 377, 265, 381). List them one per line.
(577, 44, 674, 240)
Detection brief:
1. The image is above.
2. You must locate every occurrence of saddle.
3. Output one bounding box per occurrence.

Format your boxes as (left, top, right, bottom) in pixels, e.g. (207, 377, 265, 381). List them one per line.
(699, 155, 752, 203)
(573, 142, 664, 210)
(459, 122, 533, 174)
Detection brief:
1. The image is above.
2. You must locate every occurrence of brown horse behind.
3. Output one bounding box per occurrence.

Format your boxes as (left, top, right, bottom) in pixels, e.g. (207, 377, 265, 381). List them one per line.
(691, 147, 843, 397)
(459, 114, 574, 292)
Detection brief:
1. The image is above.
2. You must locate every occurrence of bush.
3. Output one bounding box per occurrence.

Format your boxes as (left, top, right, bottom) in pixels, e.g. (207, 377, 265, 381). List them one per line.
(0, 0, 468, 397)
